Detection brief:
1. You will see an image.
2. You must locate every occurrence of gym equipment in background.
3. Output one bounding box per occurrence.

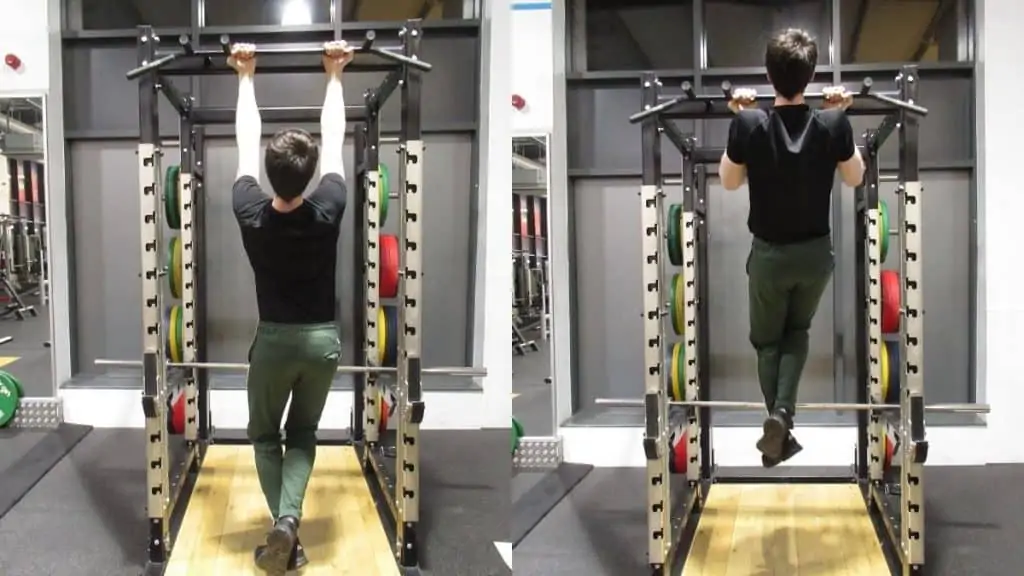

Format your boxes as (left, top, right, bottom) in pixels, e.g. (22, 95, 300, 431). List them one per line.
(668, 426, 687, 474)
(668, 342, 685, 402)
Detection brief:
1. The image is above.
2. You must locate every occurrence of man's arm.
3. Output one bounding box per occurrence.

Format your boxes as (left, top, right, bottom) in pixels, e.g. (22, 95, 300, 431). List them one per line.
(833, 114, 865, 187)
(319, 56, 346, 180)
(720, 113, 751, 191)
(231, 44, 262, 182)
(308, 41, 355, 222)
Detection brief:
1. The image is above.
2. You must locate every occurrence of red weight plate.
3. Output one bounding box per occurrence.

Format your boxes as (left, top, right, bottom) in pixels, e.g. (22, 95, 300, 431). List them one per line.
(380, 235, 399, 298)
(670, 429, 688, 474)
(880, 270, 901, 333)
(171, 390, 186, 434)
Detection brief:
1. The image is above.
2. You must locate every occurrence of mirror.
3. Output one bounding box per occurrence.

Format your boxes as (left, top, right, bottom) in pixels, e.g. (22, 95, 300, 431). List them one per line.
(0, 96, 53, 407)
(512, 135, 553, 437)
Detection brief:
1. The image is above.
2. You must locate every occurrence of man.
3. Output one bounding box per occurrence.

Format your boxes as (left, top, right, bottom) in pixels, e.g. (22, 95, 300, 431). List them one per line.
(717, 28, 866, 468)
(227, 40, 355, 575)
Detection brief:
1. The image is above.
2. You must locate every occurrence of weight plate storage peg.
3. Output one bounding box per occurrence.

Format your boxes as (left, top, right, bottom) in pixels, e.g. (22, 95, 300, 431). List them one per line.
(669, 342, 686, 402)
(164, 164, 181, 230)
(0, 370, 20, 427)
(880, 270, 901, 333)
(878, 200, 890, 262)
(667, 204, 684, 266)
(670, 274, 685, 335)
(380, 234, 399, 299)
(511, 416, 525, 455)
(884, 340, 900, 404)
(378, 164, 390, 225)
(168, 236, 183, 299)
(382, 306, 399, 367)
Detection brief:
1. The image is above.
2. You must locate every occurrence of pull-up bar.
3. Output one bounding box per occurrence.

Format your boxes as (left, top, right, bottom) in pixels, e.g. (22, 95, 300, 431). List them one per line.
(630, 77, 928, 123)
(126, 30, 432, 80)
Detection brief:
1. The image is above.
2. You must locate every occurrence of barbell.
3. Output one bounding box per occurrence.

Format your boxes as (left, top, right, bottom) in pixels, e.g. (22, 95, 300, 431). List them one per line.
(95, 358, 487, 378)
(595, 398, 990, 414)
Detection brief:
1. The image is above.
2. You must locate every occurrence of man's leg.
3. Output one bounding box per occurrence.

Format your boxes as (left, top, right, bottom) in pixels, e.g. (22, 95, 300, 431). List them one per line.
(747, 241, 793, 461)
(280, 325, 340, 518)
(771, 239, 833, 464)
(245, 327, 297, 521)
(747, 242, 790, 412)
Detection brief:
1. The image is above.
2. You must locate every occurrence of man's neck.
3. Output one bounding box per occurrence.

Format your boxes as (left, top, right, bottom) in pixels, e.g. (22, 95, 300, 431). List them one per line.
(272, 196, 304, 213)
(774, 93, 806, 107)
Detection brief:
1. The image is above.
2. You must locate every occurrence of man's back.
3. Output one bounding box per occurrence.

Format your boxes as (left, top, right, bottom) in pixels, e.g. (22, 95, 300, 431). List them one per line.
(730, 105, 854, 244)
(233, 173, 347, 324)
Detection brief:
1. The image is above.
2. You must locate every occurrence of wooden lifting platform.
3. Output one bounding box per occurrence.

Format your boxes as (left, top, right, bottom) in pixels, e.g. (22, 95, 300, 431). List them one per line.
(682, 484, 888, 575)
(164, 445, 399, 576)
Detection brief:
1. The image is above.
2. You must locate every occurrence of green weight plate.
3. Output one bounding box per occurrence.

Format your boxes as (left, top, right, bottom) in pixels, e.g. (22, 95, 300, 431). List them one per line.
(670, 274, 685, 335)
(667, 204, 683, 266)
(0, 369, 23, 397)
(379, 164, 390, 225)
(0, 370, 19, 427)
(879, 200, 890, 262)
(164, 165, 181, 230)
(511, 417, 524, 454)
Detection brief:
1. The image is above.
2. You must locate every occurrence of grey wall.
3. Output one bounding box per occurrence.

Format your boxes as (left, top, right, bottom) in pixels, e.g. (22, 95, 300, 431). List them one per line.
(63, 36, 479, 136)
(570, 170, 972, 407)
(71, 134, 474, 377)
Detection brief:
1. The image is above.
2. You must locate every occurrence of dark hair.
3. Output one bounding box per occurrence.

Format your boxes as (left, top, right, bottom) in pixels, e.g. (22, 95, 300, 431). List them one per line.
(264, 128, 319, 201)
(765, 29, 818, 100)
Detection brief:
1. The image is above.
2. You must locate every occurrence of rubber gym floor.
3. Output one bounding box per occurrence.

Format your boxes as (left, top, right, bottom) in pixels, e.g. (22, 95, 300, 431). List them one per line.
(512, 343, 1024, 575)
(0, 426, 510, 576)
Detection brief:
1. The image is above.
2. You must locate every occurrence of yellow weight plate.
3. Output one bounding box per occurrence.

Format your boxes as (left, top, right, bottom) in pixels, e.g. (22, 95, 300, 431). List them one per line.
(670, 342, 683, 402)
(377, 307, 387, 365)
(880, 339, 889, 402)
(169, 305, 182, 363)
(172, 237, 182, 299)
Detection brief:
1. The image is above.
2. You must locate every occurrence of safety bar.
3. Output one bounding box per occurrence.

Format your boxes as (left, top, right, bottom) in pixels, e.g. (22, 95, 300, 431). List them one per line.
(96, 358, 487, 378)
(595, 398, 990, 414)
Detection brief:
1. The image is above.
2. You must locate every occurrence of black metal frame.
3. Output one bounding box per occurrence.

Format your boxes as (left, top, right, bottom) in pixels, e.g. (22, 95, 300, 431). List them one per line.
(637, 65, 928, 575)
(131, 18, 428, 574)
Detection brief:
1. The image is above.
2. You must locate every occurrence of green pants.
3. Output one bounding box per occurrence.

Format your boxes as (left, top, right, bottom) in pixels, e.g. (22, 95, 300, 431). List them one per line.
(246, 322, 341, 520)
(746, 236, 833, 416)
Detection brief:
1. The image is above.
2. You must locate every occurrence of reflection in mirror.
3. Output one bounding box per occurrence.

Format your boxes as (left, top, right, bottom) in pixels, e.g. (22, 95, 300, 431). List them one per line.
(512, 135, 553, 436)
(0, 97, 52, 410)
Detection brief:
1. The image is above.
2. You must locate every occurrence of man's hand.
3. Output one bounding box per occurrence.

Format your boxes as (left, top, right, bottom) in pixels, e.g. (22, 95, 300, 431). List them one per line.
(227, 43, 257, 76)
(323, 40, 356, 76)
(727, 88, 758, 114)
(822, 86, 853, 111)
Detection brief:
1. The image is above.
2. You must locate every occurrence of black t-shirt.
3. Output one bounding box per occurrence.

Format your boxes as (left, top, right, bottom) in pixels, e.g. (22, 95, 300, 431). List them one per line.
(726, 105, 855, 244)
(232, 173, 347, 324)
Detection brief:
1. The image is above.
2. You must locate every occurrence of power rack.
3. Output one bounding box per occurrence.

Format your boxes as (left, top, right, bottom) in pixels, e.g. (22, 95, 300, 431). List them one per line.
(124, 20, 439, 574)
(601, 64, 988, 575)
